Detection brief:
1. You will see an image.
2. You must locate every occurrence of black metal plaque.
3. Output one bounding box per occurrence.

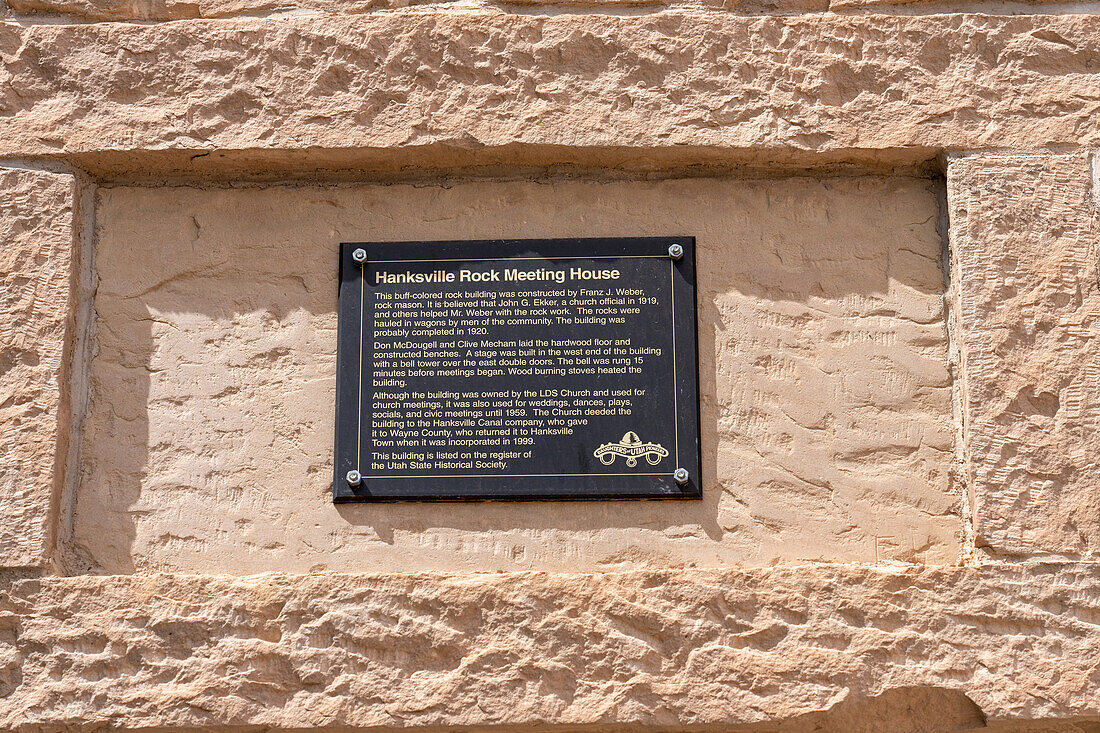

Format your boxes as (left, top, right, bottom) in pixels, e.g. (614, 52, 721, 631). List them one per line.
(334, 237, 700, 501)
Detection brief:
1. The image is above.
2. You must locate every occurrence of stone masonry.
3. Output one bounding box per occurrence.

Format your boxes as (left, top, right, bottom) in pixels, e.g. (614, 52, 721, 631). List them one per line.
(0, 0, 1099, 730)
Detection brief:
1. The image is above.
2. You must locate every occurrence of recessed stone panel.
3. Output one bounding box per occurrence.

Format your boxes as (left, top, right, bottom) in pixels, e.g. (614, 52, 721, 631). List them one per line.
(75, 176, 955, 573)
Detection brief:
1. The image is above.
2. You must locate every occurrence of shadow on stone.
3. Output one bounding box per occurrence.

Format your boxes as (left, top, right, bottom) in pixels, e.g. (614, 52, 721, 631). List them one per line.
(768, 686, 985, 733)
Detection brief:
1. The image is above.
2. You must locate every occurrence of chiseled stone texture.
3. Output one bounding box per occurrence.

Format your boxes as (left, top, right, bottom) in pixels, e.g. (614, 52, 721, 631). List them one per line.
(830, 0, 1081, 9)
(2, 0, 834, 21)
(4, 0, 442, 20)
(0, 563, 1098, 728)
(73, 176, 955, 574)
(0, 167, 73, 569)
(1, 0, 1084, 19)
(0, 0, 806, 20)
(949, 154, 1100, 557)
(0, 14, 1098, 167)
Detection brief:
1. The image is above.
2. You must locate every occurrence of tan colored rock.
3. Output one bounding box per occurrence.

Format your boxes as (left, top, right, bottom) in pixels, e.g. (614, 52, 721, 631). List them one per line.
(0, 2, 1096, 732)
(2, 0, 1082, 20)
(4, 0, 829, 21)
(779, 686, 985, 733)
(4, 0, 441, 21)
(1, 562, 1098, 728)
(72, 175, 957, 574)
(0, 167, 73, 570)
(830, 0, 1075, 10)
(974, 722, 1100, 733)
(948, 154, 1100, 557)
(0, 14, 1098, 174)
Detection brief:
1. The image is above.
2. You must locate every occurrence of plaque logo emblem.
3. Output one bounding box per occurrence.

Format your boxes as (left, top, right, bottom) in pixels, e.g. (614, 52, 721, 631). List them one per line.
(593, 432, 669, 467)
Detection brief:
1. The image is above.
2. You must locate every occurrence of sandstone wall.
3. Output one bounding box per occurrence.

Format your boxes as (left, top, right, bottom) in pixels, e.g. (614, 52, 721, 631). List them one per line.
(0, 0, 1099, 730)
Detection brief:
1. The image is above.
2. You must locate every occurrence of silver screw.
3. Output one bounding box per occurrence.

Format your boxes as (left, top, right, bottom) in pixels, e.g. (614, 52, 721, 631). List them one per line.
(668, 243, 684, 260)
(351, 248, 368, 265)
(345, 469, 362, 487)
(673, 467, 689, 485)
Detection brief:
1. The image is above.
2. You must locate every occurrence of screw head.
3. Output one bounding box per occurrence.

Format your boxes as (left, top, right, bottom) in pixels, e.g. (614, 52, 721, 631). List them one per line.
(668, 243, 684, 260)
(673, 467, 689, 485)
(345, 469, 362, 487)
(351, 248, 368, 265)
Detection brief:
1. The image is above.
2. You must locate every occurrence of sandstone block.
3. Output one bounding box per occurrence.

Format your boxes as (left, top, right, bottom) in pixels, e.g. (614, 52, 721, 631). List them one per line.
(948, 153, 1100, 556)
(0, 14, 1098, 173)
(4, 0, 437, 20)
(0, 167, 73, 569)
(3, 0, 829, 21)
(0, 563, 1097, 728)
(829, 0, 1071, 10)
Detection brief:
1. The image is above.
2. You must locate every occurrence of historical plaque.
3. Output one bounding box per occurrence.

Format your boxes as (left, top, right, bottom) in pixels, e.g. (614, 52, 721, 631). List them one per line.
(333, 237, 700, 501)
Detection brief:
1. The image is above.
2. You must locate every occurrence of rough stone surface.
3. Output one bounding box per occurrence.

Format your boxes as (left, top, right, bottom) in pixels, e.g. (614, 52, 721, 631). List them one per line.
(972, 722, 1100, 733)
(0, 562, 1098, 728)
(71, 176, 956, 574)
(0, 2, 1096, 730)
(0, 14, 1098, 171)
(3, 0, 833, 20)
(781, 686, 985, 733)
(829, 0, 1083, 9)
(949, 154, 1100, 557)
(0, 167, 73, 570)
(4, 0, 442, 20)
(2, 0, 1087, 20)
